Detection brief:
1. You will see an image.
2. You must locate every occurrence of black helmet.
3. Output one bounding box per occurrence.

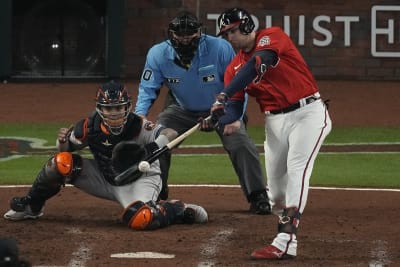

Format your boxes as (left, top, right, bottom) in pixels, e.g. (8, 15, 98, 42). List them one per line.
(217, 7, 255, 36)
(169, 11, 202, 36)
(168, 11, 202, 67)
(95, 81, 132, 135)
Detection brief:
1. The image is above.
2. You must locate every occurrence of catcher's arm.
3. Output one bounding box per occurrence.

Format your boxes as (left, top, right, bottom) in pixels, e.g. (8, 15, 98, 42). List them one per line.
(56, 124, 74, 152)
(56, 119, 89, 152)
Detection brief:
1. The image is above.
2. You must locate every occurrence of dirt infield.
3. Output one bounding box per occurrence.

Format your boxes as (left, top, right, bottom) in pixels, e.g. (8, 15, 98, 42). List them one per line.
(1, 186, 399, 266)
(0, 81, 399, 266)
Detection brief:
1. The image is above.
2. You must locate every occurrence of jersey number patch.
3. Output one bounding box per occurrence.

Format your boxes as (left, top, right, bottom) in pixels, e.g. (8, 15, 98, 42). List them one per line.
(142, 69, 152, 81)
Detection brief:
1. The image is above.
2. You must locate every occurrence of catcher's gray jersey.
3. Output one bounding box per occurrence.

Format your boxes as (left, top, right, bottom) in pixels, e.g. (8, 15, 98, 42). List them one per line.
(59, 112, 164, 208)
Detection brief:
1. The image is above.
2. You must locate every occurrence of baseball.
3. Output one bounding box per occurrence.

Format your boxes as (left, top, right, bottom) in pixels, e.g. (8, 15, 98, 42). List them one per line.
(138, 161, 151, 172)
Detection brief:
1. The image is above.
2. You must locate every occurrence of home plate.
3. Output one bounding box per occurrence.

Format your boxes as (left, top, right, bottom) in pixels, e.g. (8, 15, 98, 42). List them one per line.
(110, 252, 175, 259)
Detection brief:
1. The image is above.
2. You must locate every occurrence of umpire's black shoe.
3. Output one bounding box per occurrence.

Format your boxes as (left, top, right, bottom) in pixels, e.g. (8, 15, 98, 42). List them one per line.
(249, 190, 272, 215)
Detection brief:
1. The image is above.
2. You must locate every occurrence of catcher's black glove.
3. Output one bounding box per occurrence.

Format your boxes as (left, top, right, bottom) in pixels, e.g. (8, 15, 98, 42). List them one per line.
(112, 141, 145, 173)
(112, 140, 160, 173)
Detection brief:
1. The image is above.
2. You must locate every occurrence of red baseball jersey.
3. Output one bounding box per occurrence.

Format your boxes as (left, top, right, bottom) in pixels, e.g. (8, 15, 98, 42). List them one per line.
(225, 27, 319, 112)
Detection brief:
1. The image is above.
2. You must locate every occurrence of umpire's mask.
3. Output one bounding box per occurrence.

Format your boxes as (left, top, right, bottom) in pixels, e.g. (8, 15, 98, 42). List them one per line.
(168, 11, 202, 68)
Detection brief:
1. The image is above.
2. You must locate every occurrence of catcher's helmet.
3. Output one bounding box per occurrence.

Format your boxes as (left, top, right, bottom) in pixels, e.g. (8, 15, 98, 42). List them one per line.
(217, 7, 255, 36)
(95, 81, 132, 135)
(168, 11, 202, 66)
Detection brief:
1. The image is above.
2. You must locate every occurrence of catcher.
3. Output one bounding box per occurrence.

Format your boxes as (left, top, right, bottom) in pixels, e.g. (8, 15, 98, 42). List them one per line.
(3, 81, 208, 230)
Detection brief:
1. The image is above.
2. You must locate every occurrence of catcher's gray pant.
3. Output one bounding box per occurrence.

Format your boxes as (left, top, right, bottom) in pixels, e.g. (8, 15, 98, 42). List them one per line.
(72, 158, 162, 208)
(157, 104, 266, 200)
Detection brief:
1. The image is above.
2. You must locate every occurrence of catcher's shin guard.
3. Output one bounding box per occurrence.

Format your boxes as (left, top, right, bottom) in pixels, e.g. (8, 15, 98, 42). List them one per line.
(122, 200, 192, 230)
(53, 152, 83, 183)
(278, 207, 301, 234)
(24, 152, 82, 209)
(122, 201, 154, 230)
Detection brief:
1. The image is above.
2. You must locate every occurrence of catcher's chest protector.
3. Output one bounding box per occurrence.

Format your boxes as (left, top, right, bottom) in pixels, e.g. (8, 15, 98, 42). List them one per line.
(85, 112, 142, 156)
(78, 112, 143, 183)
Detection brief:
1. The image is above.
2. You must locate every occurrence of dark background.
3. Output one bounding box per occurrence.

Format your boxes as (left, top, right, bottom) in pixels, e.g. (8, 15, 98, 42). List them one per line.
(1, 0, 400, 80)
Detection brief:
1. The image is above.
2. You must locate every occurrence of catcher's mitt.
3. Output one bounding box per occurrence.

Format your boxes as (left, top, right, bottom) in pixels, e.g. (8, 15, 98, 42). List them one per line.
(112, 141, 145, 173)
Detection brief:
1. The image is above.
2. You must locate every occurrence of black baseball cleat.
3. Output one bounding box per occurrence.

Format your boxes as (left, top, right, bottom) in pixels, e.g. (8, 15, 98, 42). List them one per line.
(183, 204, 208, 224)
(4, 196, 44, 221)
(249, 190, 271, 215)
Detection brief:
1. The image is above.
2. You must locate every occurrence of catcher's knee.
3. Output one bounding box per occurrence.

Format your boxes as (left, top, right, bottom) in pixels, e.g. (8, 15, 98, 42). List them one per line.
(278, 207, 301, 234)
(122, 201, 156, 230)
(45, 152, 82, 183)
(27, 152, 82, 205)
(122, 200, 187, 230)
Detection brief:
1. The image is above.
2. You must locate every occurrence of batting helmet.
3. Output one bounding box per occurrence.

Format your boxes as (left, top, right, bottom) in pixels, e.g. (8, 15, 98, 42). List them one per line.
(217, 7, 255, 36)
(95, 81, 132, 135)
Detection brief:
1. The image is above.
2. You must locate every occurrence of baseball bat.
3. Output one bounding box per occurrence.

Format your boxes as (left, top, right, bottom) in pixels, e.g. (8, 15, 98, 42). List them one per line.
(113, 115, 211, 185)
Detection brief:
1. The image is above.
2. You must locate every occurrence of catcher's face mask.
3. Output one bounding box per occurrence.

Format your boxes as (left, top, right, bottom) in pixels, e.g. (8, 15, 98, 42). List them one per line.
(99, 104, 129, 133)
(95, 82, 132, 135)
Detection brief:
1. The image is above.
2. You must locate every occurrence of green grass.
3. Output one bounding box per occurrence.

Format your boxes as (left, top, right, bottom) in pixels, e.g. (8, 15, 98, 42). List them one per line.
(175, 126, 400, 145)
(1, 124, 400, 188)
(3, 153, 399, 188)
(1, 124, 399, 145)
(311, 153, 400, 188)
(168, 153, 400, 188)
(0, 156, 46, 184)
(1, 123, 66, 145)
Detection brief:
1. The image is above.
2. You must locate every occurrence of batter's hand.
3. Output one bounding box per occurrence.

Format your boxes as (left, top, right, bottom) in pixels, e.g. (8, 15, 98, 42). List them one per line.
(199, 98, 226, 131)
(222, 120, 241, 136)
(212, 92, 227, 113)
(198, 117, 214, 132)
(210, 100, 225, 123)
(215, 92, 228, 105)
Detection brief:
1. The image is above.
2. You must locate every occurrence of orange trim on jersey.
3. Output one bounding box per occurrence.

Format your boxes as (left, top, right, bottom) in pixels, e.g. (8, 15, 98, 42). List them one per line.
(74, 118, 89, 142)
(82, 118, 89, 139)
(100, 122, 110, 135)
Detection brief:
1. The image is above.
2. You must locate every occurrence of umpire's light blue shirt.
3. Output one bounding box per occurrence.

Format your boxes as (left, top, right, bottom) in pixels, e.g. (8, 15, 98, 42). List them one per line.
(135, 35, 236, 115)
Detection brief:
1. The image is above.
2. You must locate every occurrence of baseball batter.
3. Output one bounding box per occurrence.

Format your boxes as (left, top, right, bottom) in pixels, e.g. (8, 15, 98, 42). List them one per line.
(213, 8, 332, 260)
(3, 81, 208, 230)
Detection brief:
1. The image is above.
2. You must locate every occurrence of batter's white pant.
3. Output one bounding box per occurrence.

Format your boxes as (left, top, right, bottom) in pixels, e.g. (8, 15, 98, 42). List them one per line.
(264, 99, 332, 215)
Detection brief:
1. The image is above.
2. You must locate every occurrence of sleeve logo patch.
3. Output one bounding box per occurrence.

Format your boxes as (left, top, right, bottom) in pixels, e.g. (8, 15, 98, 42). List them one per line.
(202, 74, 215, 82)
(258, 36, 271, 47)
(167, 78, 180, 83)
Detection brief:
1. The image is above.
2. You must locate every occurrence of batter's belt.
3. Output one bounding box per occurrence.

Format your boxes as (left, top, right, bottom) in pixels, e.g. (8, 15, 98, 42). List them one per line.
(265, 92, 321, 115)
